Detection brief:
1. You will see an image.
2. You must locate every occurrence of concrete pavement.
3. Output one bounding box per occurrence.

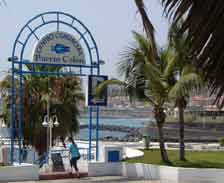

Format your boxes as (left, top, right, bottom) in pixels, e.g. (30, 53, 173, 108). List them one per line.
(13, 176, 162, 183)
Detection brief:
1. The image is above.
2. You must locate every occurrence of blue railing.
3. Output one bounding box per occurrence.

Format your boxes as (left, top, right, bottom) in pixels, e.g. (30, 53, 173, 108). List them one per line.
(50, 147, 95, 160)
(13, 146, 95, 167)
(14, 148, 37, 164)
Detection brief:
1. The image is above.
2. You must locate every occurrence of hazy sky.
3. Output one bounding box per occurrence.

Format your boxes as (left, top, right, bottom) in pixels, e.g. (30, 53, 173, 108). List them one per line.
(0, 0, 169, 78)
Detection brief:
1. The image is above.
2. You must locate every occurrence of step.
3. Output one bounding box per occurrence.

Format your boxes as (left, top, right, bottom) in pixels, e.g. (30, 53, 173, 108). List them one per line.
(39, 172, 88, 180)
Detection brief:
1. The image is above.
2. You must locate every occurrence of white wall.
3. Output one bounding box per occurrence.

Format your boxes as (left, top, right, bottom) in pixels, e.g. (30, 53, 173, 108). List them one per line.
(122, 163, 159, 180)
(88, 162, 122, 177)
(0, 164, 39, 181)
(159, 166, 178, 182)
(88, 162, 224, 183)
(88, 162, 159, 180)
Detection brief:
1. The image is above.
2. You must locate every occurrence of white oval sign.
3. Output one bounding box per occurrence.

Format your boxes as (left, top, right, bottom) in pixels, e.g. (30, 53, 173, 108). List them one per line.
(33, 31, 85, 65)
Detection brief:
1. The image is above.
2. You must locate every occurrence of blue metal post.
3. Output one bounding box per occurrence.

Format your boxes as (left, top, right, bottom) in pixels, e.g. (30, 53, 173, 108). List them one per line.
(10, 63, 15, 164)
(88, 50, 94, 161)
(96, 106, 100, 161)
(88, 106, 93, 160)
(18, 63, 23, 164)
(95, 55, 100, 161)
(33, 151, 36, 164)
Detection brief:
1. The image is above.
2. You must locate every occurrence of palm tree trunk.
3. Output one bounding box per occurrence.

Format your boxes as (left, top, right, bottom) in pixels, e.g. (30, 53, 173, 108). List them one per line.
(178, 105, 186, 161)
(157, 122, 170, 164)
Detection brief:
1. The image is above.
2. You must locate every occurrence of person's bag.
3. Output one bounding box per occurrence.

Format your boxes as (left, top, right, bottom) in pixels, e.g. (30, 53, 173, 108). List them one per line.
(77, 152, 81, 160)
(73, 143, 81, 160)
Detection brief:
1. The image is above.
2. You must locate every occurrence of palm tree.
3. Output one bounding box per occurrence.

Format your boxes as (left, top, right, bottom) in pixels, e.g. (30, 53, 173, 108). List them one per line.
(167, 53, 203, 161)
(97, 32, 177, 164)
(134, 0, 206, 161)
(0, 66, 83, 154)
(167, 22, 203, 161)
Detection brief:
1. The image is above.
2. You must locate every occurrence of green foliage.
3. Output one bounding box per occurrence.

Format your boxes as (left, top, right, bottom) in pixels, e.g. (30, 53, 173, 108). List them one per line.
(166, 114, 196, 123)
(118, 32, 172, 108)
(184, 115, 195, 124)
(167, 21, 203, 102)
(219, 138, 224, 147)
(0, 66, 83, 155)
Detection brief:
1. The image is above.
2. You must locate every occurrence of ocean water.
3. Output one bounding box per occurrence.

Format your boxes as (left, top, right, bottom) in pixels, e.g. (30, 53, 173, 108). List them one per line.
(79, 117, 154, 128)
(75, 129, 127, 140)
(76, 117, 154, 140)
(1, 118, 154, 140)
(2, 128, 10, 138)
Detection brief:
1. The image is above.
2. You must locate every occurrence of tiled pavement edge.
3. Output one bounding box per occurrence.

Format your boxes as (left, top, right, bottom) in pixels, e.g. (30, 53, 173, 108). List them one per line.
(12, 176, 162, 183)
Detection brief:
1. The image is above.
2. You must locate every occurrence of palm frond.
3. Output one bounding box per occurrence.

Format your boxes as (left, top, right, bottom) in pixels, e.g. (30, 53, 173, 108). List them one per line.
(161, 48, 177, 80)
(162, 0, 224, 105)
(134, 0, 158, 59)
(169, 73, 203, 99)
(96, 79, 125, 97)
(119, 32, 156, 79)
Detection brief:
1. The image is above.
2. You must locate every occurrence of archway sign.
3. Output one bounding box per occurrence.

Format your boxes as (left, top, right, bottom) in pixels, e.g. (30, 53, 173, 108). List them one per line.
(10, 11, 106, 164)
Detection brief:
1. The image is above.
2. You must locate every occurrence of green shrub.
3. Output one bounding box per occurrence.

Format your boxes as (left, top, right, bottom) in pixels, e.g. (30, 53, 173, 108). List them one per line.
(219, 138, 224, 146)
(184, 114, 196, 123)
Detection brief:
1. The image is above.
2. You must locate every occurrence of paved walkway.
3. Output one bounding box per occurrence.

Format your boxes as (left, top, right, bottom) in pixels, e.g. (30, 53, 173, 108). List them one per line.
(13, 177, 163, 183)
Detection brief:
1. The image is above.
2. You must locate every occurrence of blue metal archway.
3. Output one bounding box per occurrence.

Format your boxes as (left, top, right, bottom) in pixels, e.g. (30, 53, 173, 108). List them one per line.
(10, 11, 102, 164)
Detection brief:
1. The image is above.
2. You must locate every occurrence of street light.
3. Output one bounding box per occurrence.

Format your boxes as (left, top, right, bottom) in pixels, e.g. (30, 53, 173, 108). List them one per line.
(0, 118, 6, 145)
(1, 118, 6, 128)
(42, 114, 60, 168)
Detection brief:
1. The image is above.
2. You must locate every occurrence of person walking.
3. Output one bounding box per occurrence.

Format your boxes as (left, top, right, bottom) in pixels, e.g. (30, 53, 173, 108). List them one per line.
(68, 137, 80, 178)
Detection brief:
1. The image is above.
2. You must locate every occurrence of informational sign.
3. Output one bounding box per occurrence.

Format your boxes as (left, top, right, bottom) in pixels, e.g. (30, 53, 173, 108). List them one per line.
(33, 31, 85, 65)
(51, 153, 65, 172)
(88, 75, 108, 106)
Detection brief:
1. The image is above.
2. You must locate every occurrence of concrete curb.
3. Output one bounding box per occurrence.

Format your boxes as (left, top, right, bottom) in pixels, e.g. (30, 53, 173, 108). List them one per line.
(0, 164, 39, 182)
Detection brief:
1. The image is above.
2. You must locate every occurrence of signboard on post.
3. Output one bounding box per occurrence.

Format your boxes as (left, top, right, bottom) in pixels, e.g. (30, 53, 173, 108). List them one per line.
(33, 31, 85, 65)
(88, 75, 108, 106)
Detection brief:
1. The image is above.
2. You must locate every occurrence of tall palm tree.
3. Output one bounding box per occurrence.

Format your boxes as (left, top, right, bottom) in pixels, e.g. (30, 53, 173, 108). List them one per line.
(0, 66, 83, 154)
(166, 52, 203, 160)
(97, 32, 176, 164)
(167, 22, 203, 161)
(134, 1, 205, 161)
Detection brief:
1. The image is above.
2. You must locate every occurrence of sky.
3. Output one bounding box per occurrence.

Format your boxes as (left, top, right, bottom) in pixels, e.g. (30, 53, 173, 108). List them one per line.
(0, 0, 169, 79)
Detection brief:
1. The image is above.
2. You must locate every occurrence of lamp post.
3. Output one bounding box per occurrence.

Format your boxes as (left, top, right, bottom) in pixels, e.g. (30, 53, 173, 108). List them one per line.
(0, 118, 6, 143)
(42, 114, 59, 168)
(1, 118, 6, 128)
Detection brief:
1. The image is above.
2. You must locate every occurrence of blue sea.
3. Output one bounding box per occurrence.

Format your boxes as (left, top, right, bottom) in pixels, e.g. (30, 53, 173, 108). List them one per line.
(76, 129, 127, 140)
(2, 117, 154, 140)
(76, 117, 154, 140)
(79, 117, 154, 128)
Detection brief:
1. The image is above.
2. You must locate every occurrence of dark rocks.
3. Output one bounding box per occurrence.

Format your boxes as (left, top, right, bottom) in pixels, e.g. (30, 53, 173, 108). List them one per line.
(79, 122, 224, 142)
